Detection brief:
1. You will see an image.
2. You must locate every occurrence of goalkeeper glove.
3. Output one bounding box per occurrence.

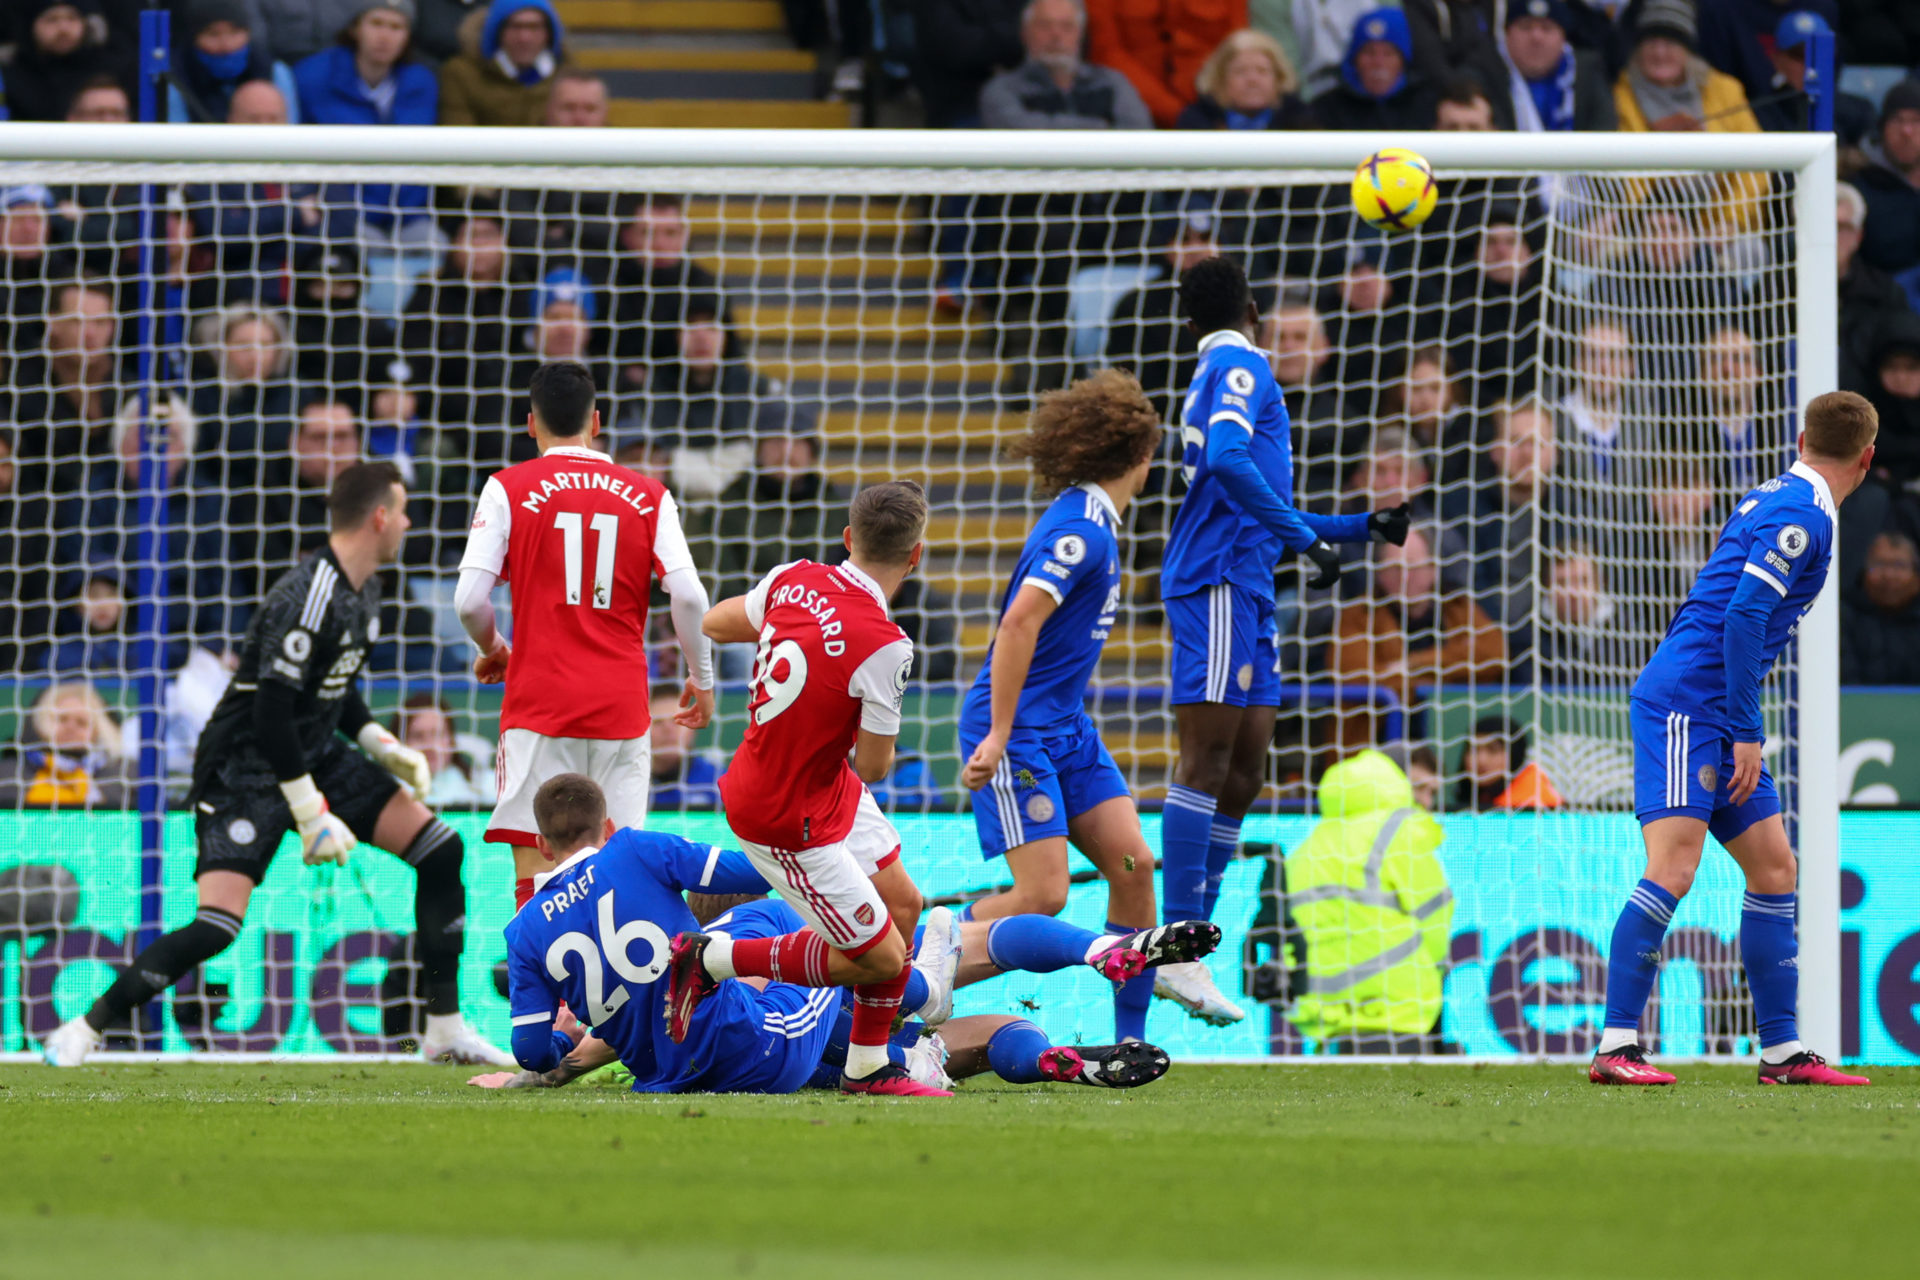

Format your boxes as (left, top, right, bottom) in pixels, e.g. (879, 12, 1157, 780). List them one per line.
(280, 774, 357, 866)
(358, 722, 433, 796)
(1369, 503, 1411, 546)
(1302, 539, 1342, 591)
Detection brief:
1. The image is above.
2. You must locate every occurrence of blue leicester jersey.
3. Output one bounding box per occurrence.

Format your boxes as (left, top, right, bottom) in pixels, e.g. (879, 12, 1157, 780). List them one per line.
(503, 827, 774, 1092)
(961, 483, 1122, 731)
(1162, 329, 1322, 603)
(1633, 461, 1837, 736)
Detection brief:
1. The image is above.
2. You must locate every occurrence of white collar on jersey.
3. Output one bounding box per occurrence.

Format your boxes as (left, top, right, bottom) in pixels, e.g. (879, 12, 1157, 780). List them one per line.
(1789, 459, 1838, 527)
(1196, 329, 1255, 354)
(1076, 480, 1121, 527)
(836, 559, 892, 617)
(531, 844, 600, 895)
(544, 444, 611, 460)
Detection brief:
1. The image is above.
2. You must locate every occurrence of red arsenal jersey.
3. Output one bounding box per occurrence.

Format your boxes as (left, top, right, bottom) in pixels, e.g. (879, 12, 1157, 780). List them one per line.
(718, 560, 914, 849)
(460, 445, 696, 738)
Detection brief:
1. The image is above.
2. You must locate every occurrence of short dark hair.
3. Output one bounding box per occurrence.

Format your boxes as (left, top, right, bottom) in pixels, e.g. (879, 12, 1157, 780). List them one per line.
(1803, 390, 1878, 462)
(534, 772, 607, 853)
(552, 66, 605, 92)
(686, 892, 768, 927)
(1438, 72, 1491, 109)
(1179, 256, 1252, 335)
(1014, 368, 1163, 492)
(848, 480, 928, 566)
(529, 361, 597, 438)
(328, 460, 404, 531)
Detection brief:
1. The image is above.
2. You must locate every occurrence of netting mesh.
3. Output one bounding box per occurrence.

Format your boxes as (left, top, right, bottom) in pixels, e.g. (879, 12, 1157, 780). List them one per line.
(0, 156, 1809, 1056)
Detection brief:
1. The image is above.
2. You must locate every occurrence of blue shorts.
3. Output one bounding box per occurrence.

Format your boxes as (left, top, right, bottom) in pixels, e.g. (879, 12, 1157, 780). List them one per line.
(1166, 584, 1279, 707)
(1629, 698, 1781, 845)
(958, 713, 1131, 860)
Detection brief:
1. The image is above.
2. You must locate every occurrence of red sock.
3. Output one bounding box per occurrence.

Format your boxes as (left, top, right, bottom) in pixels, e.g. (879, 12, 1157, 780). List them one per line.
(726, 930, 832, 986)
(849, 970, 909, 1048)
(514, 878, 535, 910)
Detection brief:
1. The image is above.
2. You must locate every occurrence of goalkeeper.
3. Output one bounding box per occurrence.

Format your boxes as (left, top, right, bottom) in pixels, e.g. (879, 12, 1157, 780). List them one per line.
(43, 463, 510, 1068)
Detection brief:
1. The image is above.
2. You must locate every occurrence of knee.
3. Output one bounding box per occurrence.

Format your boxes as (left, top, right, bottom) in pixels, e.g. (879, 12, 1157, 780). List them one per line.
(1010, 877, 1069, 918)
(1749, 850, 1799, 896)
(854, 930, 909, 982)
(409, 821, 465, 882)
(1650, 860, 1698, 899)
(1219, 764, 1265, 814)
(1176, 741, 1234, 794)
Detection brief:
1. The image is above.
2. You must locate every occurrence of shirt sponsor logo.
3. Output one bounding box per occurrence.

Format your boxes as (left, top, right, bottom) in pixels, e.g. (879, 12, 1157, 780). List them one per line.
(1764, 551, 1791, 574)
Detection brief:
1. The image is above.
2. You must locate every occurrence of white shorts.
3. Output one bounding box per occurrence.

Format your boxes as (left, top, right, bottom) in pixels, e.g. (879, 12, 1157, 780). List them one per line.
(732, 788, 904, 957)
(488, 728, 652, 846)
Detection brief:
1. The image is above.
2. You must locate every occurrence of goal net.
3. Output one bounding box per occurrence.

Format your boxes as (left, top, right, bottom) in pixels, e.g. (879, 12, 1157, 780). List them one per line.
(0, 126, 1838, 1061)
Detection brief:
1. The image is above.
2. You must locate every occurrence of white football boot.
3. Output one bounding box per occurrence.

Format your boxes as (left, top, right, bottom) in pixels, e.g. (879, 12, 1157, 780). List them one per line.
(911, 906, 962, 1027)
(42, 1017, 101, 1067)
(901, 1031, 954, 1091)
(420, 1015, 515, 1066)
(1152, 960, 1246, 1026)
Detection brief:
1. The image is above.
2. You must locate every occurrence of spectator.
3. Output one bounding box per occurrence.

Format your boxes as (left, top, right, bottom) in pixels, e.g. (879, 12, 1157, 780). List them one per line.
(1630, 457, 1720, 640)
(1502, 0, 1617, 133)
(1086, 0, 1248, 129)
(908, 0, 1024, 128)
(48, 77, 140, 267)
(505, 268, 613, 462)
(44, 565, 129, 675)
(400, 213, 518, 458)
(1267, 295, 1352, 500)
(1403, 0, 1513, 128)
(254, 0, 371, 66)
(1697, 324, 1790, 499)
(289, 241, 399, 408)
(11, 280, 124, 503)
(504, 68, 617, 282)
(646, 689, 722, 810)
(1314, 8, 1438, 132)
(1328, 523, 1506, 721)
(260, 398, 363, 570)
(606, 194, 732, 393)
(1554, 315, 1651, 494)
(1852, 81, 1920, 298)
(5, 1, 125, 123)
(1, 184, 77, 357)
(1838, 181, 1910, 387)
(1697, 0, 1837, 111)
(167, 0, 300, 124)
(978, 0, 1153, 130)
(0, 431, 55, 673)
(437, 0, 571, 127)
(1450, 715, 1560, 810)
(1442, 400, 1572, 625)
(1341, 426, 1438, 531)
(390, 694, 494, 807)
(293, 3, 439, 246)
(1102, 210, 1220, 420)
(1384, 343, 1476, 494)
(1433, 204, 1543, 407)
(364, 356, 427, 482)
(706, 432, 848, 602)
(187, 302, 294, 480)
(1841, 531, 1920, 685)
(1176, 27, 1313, 131)
(1318, 243, 1416, 400)
(1379, 740, 1443, 811)
(183, 89, 333, 307)
(0, 682, 131, 810)
(1290, 0, 1384, 96)
(162, 642, 236, 776)
(1432, 71, 1496, 130)
(1859, 309, 1920, 489)
(1533, 544, 1625, 688)
(1760, 11, 1870, 141)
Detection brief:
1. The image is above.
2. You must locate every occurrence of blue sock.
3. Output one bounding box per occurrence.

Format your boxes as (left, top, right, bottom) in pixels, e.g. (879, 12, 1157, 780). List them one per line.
(1602, 879, 1678, 1032)
(985, 915, 1099, 973)
(956, 903, 976, 923)
(1200, 815, 1242, 920)
(902, 966, 931, 1015)
(1161, 785, 1218, 923)
(985, 1018, 1054, 1083)
(1741, 891, 1799, 1050)
(1109, 919, 1152, 1041)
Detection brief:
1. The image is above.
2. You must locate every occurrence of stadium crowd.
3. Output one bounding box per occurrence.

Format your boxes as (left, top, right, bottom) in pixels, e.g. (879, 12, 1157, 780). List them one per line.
(0, 0, 1917, 808)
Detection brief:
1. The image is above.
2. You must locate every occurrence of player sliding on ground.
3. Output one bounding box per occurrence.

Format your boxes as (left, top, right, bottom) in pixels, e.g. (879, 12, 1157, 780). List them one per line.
(1156, 256, 1409, 1025)
(669, 481, 942, 1096)
(957, 369, 1219, 1042)
(455, 360, 714, 913)
(496, 775, 1203, 1092)
(1591, 391, 1878, 1087)
(44, 463, 509, 1067)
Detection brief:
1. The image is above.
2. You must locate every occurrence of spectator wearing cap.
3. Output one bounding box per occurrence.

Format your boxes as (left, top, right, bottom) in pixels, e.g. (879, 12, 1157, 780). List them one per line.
(1837, 182, 1911, 389)
(289, 241, 400, 406)
(1, 184, 80, 357)
(1103, 211, 1221, 421)
(1757, 10, 1869, 141)
(293, 3, 440, 245)
(1085, 0, 1248, 130)
(5, 2, 128, 123)
(909, 0, 1024, 129)
(1842, 531, 1920, 685)
(254, 0, 380, 64)
(1315, 9, 1439, 131)
(1401, 0, 1514, 129)
(1694, 0, 1837, 110)
(1852, 80, 1920, 299)
(506, 268, 614, 462)
(400, 212, 520, 459)
(1502, 0, 1615, 133)
(504, 69, 618, 283)
(1614, 1, 1760, 138)
(167, 0, 300, 124)
(978, 0, 1152, 130)
(1858, 309, 1920, 488)
(438, 0, 574, 127)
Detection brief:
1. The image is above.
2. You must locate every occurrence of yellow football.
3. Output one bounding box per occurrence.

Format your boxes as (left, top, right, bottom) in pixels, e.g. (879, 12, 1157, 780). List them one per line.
(1351, 147, 1438, 234)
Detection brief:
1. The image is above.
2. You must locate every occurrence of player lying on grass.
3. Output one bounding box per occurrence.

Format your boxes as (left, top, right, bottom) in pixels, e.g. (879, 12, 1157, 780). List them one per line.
(677, 481, 940, 1095)
(1155, 256, 1409, 1026)
(498, 774, 1214, 1093)
(956, 369, 1192, 1043)
(45, 463, 508, 1067)
(1592, 391, 1877, 1088)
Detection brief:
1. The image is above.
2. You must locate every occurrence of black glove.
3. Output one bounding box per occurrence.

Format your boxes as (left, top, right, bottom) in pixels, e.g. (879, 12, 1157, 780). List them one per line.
(1369, 503, 1412, 546)
(1303, 539, 1341, 590)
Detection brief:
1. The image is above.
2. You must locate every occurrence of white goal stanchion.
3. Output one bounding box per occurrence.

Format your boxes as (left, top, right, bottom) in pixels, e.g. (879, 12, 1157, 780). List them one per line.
(0, 125, 1838, 1061)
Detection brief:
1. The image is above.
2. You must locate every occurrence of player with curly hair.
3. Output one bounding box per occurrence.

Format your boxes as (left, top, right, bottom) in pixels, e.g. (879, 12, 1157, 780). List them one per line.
(955, 369, 1218, 1043)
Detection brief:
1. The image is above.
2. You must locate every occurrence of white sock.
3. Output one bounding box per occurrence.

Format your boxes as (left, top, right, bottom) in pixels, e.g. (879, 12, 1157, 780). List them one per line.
(1083, 935, 1121, 964)
(424, 1013, 464, 1041)
(1761, 1039, 1804, 1065)
(843, 1041, 888, 1079)
(1597, 1027, 1638, 1054)
(703, 937, 736, 981)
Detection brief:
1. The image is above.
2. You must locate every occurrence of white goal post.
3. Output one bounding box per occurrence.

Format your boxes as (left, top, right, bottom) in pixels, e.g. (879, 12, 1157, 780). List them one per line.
(0, 123, 1839, 1060)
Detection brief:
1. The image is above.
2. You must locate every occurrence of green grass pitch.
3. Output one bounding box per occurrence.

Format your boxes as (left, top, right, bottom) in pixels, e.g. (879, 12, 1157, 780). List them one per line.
(3, 1063, 1916, 1279)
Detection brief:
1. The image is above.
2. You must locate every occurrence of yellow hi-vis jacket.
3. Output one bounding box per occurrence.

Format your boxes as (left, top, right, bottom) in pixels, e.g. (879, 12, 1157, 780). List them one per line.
(1286, 750, 1454, 1042)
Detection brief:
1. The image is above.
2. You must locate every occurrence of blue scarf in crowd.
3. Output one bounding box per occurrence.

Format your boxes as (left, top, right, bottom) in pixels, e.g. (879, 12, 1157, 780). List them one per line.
(1525, 47, 1577, 132)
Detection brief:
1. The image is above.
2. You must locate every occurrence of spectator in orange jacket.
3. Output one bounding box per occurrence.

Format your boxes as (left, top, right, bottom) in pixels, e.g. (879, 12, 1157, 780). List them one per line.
(1086, 0, 1248, 128)
(1452, 714, 1562, 811)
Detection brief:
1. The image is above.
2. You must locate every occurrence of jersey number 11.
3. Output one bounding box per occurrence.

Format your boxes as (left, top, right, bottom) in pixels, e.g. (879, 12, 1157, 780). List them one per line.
(554, 511, 619, 610)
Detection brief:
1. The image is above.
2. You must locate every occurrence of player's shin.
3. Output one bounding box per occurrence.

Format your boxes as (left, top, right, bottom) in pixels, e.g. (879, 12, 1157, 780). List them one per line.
(82, 906, 243, 1033)
(705, 928, 833, 986)
(1202, 816, 1241, 919)
(406, 820, 467, 1017)
(844, 969, 910, 1079)
(1160, 785, 1218, 922)
(984, 915, 1101, 972)
(984, 1018, 1055, 1083)
(1597, 879, 1678, 1053)
(1741, 891, 1802, 1061)
(1109, 919, 1152, 1041)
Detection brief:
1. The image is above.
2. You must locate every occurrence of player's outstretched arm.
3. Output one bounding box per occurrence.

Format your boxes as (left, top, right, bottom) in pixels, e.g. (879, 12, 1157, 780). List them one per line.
(702, 595, 757, 644)
(1202, 419, 1344, 586)
(961, 583, 1054, 791)
(661, 838, 772, 896)
(1722, 570, 1780, 806)
(505, 942, 583, 1074)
